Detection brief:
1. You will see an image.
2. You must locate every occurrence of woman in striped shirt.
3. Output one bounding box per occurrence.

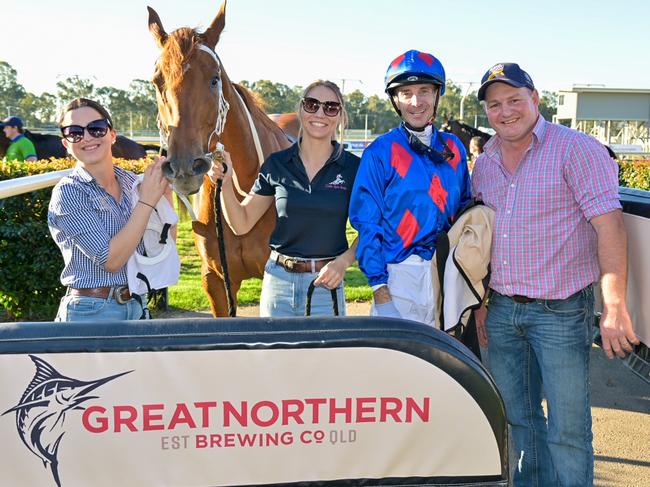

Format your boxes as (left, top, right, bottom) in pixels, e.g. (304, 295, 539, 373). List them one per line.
(48, 98, 170, 321)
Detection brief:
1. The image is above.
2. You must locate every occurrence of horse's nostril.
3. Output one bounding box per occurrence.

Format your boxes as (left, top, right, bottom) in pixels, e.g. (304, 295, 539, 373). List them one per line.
(192, 157, 211, 176)
(161, 160, 176, 178)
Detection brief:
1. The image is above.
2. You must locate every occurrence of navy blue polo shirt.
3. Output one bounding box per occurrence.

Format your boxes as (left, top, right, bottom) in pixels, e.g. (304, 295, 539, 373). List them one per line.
(252, 141, 360, 258)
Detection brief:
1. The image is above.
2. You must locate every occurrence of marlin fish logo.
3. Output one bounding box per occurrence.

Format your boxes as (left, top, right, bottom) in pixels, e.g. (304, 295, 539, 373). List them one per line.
(2, 355, 132, 487)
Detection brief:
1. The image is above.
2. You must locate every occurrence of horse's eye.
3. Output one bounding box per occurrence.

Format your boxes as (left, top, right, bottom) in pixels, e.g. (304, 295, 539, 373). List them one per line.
(211, 76, 220, 88)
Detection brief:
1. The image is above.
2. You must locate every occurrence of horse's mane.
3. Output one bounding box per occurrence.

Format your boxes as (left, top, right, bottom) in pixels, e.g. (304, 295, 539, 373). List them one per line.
(158, 27, 200, 89)
(233, 84, 286, 136)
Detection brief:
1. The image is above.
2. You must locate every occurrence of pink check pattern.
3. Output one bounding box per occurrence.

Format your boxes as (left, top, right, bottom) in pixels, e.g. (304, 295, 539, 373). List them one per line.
(472, 116, 621, 299)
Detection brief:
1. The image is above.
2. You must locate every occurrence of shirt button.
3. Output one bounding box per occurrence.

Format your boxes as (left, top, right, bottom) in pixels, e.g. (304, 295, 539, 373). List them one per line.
(503, 260, 508, 265)
(507, 210, 511, 214)
(503, 234, 508, 238)
(510, 183, 515, 188)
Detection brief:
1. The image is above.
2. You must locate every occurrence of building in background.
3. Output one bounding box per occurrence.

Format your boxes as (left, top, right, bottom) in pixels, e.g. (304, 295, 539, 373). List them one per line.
(555, 86, 650, 153)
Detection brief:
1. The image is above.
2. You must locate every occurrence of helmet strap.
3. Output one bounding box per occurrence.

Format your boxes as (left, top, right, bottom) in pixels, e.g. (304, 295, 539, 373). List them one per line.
(389, 92, 401, 117)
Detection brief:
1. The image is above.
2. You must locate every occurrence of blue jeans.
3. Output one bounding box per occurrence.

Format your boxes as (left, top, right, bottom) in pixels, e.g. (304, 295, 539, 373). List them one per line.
(486, 287, 594, 487)
(260, 258, 346, 317)
(55, 293, 144, 322)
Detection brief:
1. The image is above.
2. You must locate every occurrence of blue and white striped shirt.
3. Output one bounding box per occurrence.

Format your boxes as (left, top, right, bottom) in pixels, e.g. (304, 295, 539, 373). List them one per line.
(48, 165, 141, 288)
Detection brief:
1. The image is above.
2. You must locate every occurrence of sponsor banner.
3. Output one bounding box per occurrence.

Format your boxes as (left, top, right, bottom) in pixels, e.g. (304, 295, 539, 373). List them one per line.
(346, 140, 372, 151)
(0, 347, 500, 487)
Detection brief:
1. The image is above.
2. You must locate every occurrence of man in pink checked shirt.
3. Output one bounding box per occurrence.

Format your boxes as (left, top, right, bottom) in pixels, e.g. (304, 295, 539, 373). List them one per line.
(471, 63, 639, 487)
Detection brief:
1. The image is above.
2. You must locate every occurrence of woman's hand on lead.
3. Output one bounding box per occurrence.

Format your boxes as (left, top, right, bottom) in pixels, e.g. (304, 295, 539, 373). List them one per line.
(208, 150, 233, 186)
(314, 258, 346, 289)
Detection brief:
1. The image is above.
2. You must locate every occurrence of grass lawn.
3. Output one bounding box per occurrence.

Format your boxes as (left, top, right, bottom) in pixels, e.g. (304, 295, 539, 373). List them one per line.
(167, 218, 372, 312)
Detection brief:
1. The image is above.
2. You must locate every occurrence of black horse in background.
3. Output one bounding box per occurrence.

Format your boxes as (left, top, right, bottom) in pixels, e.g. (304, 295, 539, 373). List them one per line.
(0, 130, 160, 160)
(440, 116, 492, 153)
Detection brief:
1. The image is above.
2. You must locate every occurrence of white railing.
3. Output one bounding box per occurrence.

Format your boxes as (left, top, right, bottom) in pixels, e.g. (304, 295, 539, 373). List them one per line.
(0, 169, 72, 200)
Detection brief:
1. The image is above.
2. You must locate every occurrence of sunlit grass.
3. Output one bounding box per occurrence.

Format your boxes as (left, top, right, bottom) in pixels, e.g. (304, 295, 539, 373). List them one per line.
(167, 217, 371, 313)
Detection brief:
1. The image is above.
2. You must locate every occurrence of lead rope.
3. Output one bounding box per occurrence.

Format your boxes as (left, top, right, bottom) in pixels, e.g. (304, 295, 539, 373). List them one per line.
(158, 43, 236, 316)
(210, 143, 236, 317)
(202, 45, 236, 317)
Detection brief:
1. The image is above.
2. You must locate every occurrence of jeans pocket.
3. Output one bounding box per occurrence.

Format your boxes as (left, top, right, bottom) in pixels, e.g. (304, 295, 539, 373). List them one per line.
(542, 293, 587, 316)
(264, 258, 277, 274)
(67, 296, 107, 316)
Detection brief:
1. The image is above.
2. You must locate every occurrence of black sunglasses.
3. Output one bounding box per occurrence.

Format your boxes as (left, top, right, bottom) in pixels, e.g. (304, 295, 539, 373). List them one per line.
(301, 97, 342, 117)
(60, 118, 112, 143)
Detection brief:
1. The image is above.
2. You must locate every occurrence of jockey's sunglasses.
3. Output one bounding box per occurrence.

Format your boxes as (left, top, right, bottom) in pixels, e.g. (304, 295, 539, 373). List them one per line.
(301, 97, 342, 117)
(60, 118, 112, 143)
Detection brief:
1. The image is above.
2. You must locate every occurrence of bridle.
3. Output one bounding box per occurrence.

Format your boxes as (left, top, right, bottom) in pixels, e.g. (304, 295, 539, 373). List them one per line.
(156, 42, 244, 317)
(157, 44, 230, 156)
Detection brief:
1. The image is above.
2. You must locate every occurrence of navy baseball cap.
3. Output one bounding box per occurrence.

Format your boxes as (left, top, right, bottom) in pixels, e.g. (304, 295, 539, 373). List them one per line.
(0, 116, 24, 128)
(477, 63, 535, 101)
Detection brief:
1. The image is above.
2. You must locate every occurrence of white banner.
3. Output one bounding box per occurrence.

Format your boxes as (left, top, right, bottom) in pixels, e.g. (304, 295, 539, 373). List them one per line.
(0, 348, 500, 486)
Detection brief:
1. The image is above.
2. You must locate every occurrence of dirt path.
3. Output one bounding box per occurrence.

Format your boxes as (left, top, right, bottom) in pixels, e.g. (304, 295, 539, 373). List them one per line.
(162, 303, 649, 486)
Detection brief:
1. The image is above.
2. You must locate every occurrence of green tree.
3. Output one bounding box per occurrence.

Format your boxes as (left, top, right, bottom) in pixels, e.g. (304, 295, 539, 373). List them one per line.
(344, 89, 368, 129)
(366, 94, 399, 135)
(128, 79, 157, 131)
(437, 81, 462, 122)
(245, 80, 301, 114)
(539, 90, 558, 121)
(95, 86, 132, 132)
(0, 61, 26, 117)
(19, 92, 58, 127)
(56, 75, 95, 105)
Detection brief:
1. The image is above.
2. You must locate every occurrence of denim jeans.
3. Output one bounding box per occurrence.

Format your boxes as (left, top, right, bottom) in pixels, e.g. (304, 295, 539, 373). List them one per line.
(260, 258, 346, 317)
(486, 286, 594, 487)
(55, 293, 144, 322)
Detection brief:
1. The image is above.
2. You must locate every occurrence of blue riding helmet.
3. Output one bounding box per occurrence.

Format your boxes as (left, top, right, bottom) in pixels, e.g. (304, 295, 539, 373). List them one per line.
(384, 50, 446, 96)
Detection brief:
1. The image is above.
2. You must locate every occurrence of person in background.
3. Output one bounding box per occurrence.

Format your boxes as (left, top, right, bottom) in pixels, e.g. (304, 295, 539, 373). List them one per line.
(48, 98, 170, 321)
(472, 62, 639, 486)
(209, 80, 359, 317)
(349, 49, 471, 326)
(468, 135, 485, 169)
(0, 116, 37, 162)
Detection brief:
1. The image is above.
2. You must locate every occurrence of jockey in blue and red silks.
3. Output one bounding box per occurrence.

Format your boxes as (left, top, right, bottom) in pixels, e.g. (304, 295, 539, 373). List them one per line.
(350, 49, 471, 326)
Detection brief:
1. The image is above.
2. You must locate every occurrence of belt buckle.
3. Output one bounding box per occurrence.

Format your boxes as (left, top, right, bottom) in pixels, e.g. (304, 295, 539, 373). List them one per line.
(284, 258, 297, 272)
(114, 286, 129, 304)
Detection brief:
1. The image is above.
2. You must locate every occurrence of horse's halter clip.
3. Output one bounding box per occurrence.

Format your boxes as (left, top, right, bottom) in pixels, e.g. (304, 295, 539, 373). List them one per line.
(206, 141, 227, 174)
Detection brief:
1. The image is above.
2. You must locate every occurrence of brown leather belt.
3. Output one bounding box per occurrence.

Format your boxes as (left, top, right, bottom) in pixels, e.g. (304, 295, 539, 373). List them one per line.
(68, 286, 132, 304)
(274, 253, 334, 273)
(512, 294, 535, 304)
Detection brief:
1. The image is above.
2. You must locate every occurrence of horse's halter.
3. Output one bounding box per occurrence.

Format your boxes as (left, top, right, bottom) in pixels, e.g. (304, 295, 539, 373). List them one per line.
(156, 43, 230, 157)
(156, 43, 230, 219)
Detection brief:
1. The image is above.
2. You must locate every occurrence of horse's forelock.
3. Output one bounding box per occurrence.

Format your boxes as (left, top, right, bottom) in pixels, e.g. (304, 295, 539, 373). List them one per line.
(159, 27, 201, 89)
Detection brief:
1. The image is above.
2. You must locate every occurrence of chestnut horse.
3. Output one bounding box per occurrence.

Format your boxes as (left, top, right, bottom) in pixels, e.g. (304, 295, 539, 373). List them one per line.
(148, 2, 291, 316)
(268, 113, 300, 141)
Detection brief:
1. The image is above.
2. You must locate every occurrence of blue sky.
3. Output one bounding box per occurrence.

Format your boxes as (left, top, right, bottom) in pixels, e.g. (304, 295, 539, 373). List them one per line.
(3, 0, 649, 98)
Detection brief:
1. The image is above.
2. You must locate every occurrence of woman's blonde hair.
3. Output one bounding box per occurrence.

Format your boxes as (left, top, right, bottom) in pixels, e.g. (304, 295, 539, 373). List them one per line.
(297, 80, 347, 159)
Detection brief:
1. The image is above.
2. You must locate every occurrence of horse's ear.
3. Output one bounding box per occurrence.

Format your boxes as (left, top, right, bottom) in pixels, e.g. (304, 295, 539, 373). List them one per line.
(204, 0, 227, 49)
(147, 6, 168, 48)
